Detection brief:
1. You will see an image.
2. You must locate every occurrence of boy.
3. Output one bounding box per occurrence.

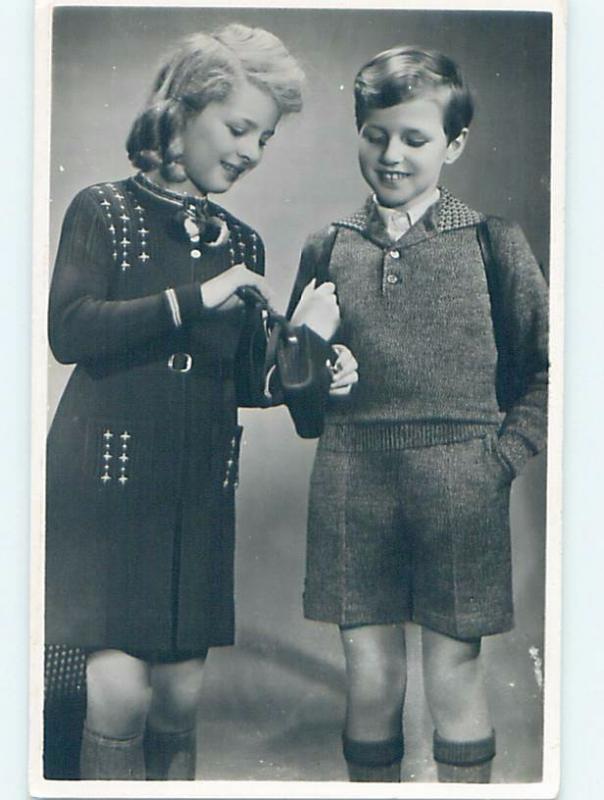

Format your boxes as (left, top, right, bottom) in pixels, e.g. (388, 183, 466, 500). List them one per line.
(287, 46, 548, 783)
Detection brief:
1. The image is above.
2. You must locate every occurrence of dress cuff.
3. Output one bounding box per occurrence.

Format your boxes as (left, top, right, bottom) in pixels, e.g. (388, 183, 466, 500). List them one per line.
(163, 283, 205, 328)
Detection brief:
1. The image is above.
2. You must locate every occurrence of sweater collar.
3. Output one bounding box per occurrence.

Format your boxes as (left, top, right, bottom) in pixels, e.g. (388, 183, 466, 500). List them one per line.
(334, 187, 483, 250)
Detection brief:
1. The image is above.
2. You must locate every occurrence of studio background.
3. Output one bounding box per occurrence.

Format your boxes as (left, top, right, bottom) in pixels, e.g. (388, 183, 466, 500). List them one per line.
(44, 6, 551, 783)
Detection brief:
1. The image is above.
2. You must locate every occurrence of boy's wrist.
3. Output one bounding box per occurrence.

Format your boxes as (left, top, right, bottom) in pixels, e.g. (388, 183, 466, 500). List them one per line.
(495, 430, 536, 479)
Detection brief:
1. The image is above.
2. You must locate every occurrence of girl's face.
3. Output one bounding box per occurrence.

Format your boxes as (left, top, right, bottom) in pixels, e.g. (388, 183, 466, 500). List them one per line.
(177, 80, 281, 196)
(358, 93, 467, 209)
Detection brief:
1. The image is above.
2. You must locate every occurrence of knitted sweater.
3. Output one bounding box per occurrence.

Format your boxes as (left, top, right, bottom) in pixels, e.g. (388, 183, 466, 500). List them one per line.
(287, 189, 549, 477)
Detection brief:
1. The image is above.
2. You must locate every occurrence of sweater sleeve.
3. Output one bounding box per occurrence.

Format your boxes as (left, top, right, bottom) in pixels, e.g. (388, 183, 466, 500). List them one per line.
(489, 219, 549, 477)
(285, 226, 337, 320)
(48, 188, 204, 365)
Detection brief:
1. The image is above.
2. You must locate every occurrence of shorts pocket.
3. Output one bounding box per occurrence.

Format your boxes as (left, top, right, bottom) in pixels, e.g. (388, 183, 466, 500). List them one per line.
(482, 432, 514, 484)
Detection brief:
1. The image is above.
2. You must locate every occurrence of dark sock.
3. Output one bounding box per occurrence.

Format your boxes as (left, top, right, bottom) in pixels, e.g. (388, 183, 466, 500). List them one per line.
(80, 724, 145, 780)
(144, 726, 197, 780)
(342, 733, 403, 782)
(436, 760, 493, 783)
(433, 729, 495, 784)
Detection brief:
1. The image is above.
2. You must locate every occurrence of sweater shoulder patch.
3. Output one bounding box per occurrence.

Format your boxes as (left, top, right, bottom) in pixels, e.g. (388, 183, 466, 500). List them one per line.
(333, 206, 371, 234)
(209, 203, 263, 273)
(437, 189, 483, 231)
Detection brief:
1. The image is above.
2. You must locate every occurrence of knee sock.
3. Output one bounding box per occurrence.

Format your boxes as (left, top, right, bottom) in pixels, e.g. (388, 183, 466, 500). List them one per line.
(80, 724, 145, 780)
(342, 733, 404, 782)
(144, 726, 197, 780)
(433, 729, 496, 783)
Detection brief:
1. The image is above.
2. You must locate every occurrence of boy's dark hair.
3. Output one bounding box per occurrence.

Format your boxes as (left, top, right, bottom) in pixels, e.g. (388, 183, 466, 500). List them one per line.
(354, 46, 474, 141)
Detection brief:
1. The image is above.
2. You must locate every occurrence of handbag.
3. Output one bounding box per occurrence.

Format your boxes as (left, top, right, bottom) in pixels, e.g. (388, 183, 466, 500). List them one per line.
(233, 303, 272, 408)
(236, 287, 336, 438)
(271, 320, 335, 439)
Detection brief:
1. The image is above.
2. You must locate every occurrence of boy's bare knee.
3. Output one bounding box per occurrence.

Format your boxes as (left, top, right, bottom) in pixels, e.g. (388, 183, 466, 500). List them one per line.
(423, 628, 480, 671)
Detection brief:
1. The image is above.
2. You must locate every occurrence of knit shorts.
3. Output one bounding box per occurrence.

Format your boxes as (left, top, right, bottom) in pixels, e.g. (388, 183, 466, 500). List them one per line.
(303, 433, 515, 640)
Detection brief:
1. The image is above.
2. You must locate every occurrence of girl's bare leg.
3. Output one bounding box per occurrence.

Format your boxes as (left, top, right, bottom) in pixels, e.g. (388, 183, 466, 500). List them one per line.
(144, 657, 206, 779)
(81, 649, 150, 779)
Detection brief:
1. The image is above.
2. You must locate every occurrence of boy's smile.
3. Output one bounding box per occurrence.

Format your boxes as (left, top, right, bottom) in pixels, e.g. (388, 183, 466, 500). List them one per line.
(358, 94, 467, 209)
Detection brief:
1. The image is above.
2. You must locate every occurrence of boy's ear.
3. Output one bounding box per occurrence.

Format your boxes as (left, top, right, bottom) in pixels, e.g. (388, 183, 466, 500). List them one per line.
(444, 128, 469, 165)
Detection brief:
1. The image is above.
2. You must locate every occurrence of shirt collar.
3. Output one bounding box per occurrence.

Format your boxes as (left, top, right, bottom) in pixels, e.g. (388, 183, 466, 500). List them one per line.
(374, 188, 441, 241)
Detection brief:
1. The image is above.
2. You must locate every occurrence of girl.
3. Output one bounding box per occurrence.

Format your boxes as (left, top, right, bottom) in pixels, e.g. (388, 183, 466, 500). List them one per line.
(45, 23, 351, 781)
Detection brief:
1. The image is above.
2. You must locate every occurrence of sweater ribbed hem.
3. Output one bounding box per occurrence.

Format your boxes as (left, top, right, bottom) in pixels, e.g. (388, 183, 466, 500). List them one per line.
(320, 421, 499, 452)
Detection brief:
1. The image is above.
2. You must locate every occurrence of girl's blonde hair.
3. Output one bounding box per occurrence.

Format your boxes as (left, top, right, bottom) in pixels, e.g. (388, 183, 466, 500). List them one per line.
(127, 24, 304, 179)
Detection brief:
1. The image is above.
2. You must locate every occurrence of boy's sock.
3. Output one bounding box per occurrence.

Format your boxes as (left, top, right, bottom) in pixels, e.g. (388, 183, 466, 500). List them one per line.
(79, 724, 145, 780)
(342, 733, 404, 782)
(433, 729, 496, 783)
(143, 726, 197, 780)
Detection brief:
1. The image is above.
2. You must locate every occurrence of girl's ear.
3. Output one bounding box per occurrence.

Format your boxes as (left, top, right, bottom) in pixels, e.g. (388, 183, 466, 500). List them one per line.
(444, 128, 469, 165)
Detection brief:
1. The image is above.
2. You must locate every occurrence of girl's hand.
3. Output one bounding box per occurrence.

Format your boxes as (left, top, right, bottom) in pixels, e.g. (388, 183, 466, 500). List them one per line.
(328, 344, 358, 397)
(200, 264, 275, 311)
(290, 278, 340, 341)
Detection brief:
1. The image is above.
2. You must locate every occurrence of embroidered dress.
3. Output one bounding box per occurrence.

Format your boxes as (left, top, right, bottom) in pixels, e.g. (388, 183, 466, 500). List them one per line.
(45, 174, 265, 657)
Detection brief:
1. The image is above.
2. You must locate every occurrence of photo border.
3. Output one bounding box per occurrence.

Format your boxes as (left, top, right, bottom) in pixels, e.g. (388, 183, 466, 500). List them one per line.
(28, 1, 566, 797)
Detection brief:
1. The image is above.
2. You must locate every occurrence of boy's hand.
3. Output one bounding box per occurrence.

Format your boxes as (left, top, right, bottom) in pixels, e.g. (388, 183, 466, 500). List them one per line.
(200, 263, 275, 311)
(328, 344, 358, 397)
(290, 278, 340, 341)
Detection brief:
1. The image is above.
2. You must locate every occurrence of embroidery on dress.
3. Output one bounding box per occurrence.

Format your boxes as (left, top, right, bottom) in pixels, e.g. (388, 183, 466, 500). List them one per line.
(98, 428, 132, 486)
(222, 426, 243, 490)
(94, 183, 151, 271)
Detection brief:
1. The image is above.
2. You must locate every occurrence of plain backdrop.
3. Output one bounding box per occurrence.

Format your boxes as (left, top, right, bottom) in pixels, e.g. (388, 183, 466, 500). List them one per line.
(2, 0, 603, 796)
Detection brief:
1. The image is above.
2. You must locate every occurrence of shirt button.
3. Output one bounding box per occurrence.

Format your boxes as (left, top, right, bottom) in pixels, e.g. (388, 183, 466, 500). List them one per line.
(386, 273, 399, 285)
(389, 249, 401, 259)
(190, 249, 201, 259)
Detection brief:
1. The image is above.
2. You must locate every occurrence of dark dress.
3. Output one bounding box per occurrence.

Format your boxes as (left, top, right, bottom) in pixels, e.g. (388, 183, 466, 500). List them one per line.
(45, 173, 266, 658)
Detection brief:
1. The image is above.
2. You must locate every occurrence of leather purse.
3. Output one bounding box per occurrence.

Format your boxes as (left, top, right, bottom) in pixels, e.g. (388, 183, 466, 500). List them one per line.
(236, 287, 336, 438)
(233, 302, 272, 408)
(271, 320, 335, 439)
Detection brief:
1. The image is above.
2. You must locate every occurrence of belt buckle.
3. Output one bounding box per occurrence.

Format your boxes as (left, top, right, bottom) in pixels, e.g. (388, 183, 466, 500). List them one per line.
(168, 352, 193, 373)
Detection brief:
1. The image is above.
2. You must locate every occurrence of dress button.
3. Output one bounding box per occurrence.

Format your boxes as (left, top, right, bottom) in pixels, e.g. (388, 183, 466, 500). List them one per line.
(386, 273, 399, 285)
(190, 249, 201, 259)
(389, 249, 401, 259)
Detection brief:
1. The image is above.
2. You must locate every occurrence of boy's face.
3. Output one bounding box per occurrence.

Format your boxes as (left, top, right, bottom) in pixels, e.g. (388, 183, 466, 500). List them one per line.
(358, 93, 467, 209)
(177, 80, 281, 196)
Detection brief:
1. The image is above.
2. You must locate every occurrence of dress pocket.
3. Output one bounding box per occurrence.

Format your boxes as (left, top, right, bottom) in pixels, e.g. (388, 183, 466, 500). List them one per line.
(222, 425, 244, 492)
(83, 417, 155, 491)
